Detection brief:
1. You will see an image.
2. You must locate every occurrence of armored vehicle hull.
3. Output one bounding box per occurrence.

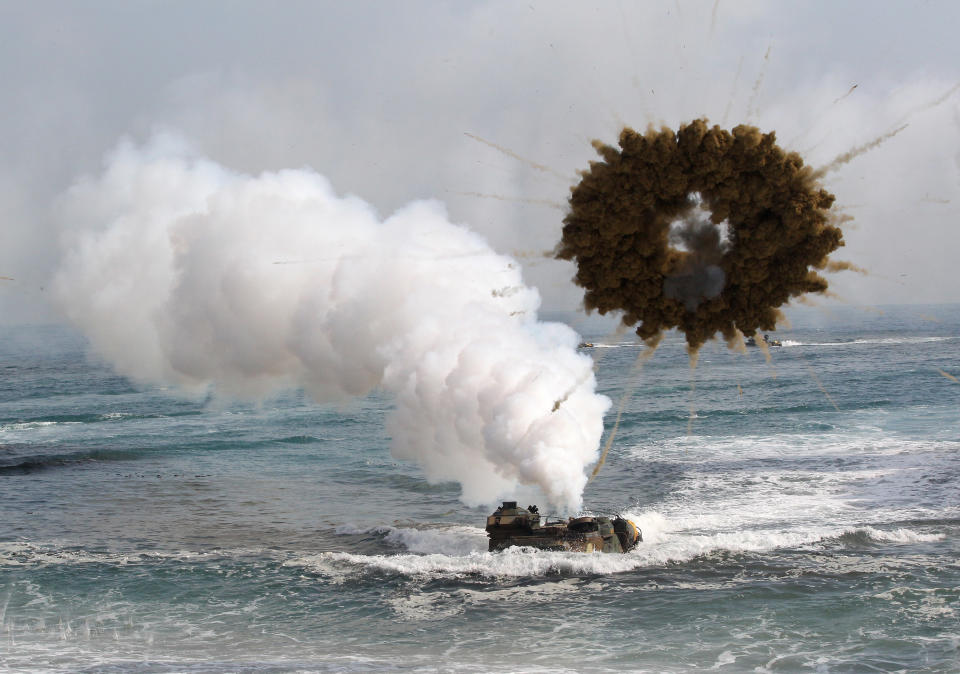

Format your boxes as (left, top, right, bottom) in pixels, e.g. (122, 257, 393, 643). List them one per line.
(486, 502, 641, 553)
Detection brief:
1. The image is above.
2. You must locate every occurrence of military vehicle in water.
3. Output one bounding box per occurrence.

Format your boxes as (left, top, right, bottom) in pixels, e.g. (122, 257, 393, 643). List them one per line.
(746, 334, 782, 347)
(486, 501, 642, 553)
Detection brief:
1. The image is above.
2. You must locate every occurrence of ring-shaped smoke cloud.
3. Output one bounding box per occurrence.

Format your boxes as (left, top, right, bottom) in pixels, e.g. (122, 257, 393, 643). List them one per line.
(557, 119, 845, 350)
(54, 134, 610, 513)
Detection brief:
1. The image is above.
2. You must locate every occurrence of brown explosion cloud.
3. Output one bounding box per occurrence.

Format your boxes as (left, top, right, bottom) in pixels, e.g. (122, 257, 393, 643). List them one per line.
(556, 119, 845, 350)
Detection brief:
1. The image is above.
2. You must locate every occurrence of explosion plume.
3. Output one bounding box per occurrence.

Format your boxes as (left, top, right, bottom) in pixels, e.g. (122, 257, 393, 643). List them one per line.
(556, 119, 844, 349)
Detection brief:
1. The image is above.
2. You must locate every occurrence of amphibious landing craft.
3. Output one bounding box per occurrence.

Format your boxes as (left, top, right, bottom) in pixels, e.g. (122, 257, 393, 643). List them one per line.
(486, 501, 642, 553)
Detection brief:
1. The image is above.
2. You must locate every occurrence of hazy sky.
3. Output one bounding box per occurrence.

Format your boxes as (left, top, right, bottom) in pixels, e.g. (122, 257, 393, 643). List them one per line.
(2, 0, 959, 324)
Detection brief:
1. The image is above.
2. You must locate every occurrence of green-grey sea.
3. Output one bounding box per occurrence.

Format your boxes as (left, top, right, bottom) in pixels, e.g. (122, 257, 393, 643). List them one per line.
(2, 305, 958, 672)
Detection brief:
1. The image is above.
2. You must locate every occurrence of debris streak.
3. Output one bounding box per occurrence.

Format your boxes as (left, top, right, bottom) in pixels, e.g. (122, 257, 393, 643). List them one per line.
(833, 84, 859, 105)
(464, 132, 571, 181)
(721, 56, 744, 127)
(799, 352, 840, 412)
(588, 340, 660, 481)
(813, 124, 908, 178)
(746, 45, 772, 121)
(824, 260, 868, 275)
(447, 190, 565, 210)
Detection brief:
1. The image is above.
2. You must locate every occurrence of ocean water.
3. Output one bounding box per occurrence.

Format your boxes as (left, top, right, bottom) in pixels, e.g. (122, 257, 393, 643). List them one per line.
(1, 305, 958, 673)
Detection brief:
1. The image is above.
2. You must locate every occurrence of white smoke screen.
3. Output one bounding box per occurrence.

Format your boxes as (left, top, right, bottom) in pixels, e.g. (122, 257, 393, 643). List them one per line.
(53, 134, 610, 512)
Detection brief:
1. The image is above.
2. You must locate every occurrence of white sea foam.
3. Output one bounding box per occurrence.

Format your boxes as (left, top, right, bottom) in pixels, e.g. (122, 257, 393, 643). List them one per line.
(0, 421, 78, 434)
(332, 510, 847, 573)
(334, 523, 488, 556)
(854, 527, 944, 544)
(620, 424, 957, 570)
(287, 548, 648, 578)
(874, 586, 958, 622)
(652, 433, 960, 464)
(0, 517, 944, 595)
(389, 577, 605, 620)
(301, 473, 953, 580)
(710, 650, 737, 669)
(287, 522, 854, 580)
(0, 542, 265, 568)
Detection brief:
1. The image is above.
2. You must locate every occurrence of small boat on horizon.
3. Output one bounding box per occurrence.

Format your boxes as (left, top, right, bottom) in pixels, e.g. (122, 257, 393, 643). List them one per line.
(746, 334, 781, 347)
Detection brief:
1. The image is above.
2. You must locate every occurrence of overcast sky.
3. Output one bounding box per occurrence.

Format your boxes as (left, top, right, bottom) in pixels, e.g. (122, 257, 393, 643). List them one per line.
(2, 0, 959, 324)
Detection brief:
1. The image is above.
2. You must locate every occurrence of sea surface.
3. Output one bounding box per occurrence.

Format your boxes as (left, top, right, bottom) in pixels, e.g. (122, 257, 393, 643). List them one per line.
(1, 305, 958, 673)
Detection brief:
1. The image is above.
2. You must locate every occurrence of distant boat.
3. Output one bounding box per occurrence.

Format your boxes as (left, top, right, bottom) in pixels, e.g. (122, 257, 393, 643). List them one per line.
(578, 342, 595, 348)
(747, 334, 781, 347)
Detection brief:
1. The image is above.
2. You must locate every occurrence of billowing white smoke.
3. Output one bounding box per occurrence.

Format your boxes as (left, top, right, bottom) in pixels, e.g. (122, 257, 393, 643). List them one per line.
(53, 134, 610, 512)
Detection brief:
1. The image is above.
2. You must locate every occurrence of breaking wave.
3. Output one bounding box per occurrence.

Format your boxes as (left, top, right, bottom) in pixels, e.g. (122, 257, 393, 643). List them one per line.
(0, 448, 141, 474)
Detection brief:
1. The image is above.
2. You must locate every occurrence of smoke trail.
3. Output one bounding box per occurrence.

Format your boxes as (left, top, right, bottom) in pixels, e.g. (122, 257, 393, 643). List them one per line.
(54, 134, 611, 513)
(813, 124, 908, 177)
(721, 56, 744, 127)
(463, 132, 570, 182)
(805, 81, 959, 175)
(787, 83, 858, 148)
(895, 81, 960, 126)
(588, 338, 660, 482)
(833, 84, 858, 105)
(446, 190, 565, 210)
(824, 260, 868, 274)
(510, 249, 556, 260)
(746, 45, 772, 121)
(725, 329, 748, 354)
(798, 352, 839, 412)
(686, 351, 699, 435)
